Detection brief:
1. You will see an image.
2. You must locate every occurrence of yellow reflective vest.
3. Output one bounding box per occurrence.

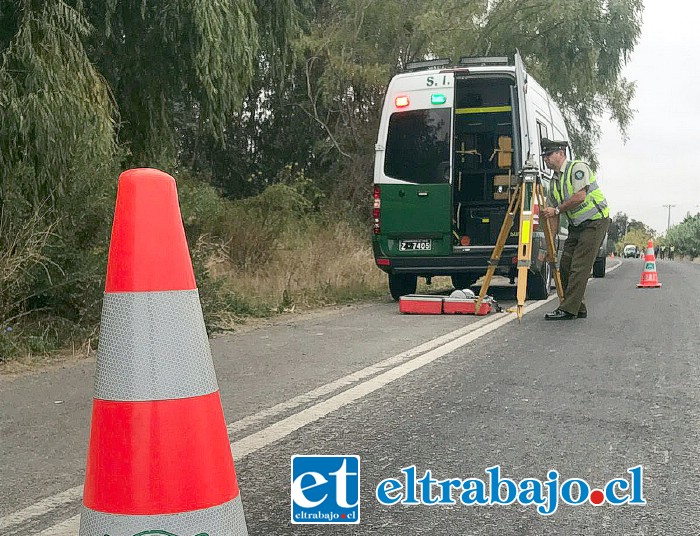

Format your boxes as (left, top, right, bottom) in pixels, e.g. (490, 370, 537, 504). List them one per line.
(552, 160, 609, 226)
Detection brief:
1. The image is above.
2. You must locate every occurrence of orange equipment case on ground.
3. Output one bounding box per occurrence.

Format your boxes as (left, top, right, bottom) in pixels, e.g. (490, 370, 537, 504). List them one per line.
(399, 294, 495, 315)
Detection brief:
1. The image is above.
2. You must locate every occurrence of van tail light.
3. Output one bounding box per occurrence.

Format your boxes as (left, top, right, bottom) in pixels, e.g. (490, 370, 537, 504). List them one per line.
(395, 96, 410, 108)
(532, 202, 540, 231)
(373, 185, 381, 234)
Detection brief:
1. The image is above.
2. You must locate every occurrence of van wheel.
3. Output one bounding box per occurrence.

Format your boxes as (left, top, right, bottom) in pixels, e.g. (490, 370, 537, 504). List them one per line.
(388, 274, 418, 301)
(592, 257, 606, 278)
(451, 274, 477, 290)
(526, 263, 551, 300)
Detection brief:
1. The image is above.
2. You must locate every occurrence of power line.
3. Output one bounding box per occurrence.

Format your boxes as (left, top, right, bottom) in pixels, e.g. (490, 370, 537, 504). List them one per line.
(662, 204, 676, 234)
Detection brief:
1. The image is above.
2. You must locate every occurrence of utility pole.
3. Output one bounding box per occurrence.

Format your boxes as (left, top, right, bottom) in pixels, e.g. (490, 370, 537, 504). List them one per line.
(663, 204, 676, 234)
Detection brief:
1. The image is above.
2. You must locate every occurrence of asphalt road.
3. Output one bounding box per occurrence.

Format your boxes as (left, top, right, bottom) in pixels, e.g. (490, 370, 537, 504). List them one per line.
(1, 258, 698, 535)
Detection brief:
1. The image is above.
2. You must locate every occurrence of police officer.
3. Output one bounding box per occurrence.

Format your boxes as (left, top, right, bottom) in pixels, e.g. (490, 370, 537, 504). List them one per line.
(540, 139, 610, 320)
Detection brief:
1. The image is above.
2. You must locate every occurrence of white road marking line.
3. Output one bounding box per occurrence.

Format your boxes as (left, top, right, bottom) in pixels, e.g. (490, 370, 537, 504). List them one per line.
(33, 514, 80, 536)
(10, 311, 503, 535)
(0, 487, 83, 533)
(230, 300, 544, 460)
(606, 259, 623, 273)
(18, 294, 559, 536)
(227, 311, 509, 436)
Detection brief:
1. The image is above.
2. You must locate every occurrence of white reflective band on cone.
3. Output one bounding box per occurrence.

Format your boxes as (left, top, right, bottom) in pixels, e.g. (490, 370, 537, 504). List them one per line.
(79, 495, 247, 536)
(95, 290, 218, 401)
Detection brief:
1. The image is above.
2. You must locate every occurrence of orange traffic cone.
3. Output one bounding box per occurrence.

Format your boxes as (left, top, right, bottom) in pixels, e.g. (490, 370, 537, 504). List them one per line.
(637, 239, 662, 288)
(80, 169, 248, 535)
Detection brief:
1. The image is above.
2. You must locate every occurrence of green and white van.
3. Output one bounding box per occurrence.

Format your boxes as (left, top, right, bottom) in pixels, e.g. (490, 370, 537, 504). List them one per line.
(372, 54, 569, 300)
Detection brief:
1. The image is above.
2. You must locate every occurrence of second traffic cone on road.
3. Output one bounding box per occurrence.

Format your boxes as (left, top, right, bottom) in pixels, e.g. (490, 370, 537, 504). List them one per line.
(637, 239, 662, 288)
(80, 168, 248, 535)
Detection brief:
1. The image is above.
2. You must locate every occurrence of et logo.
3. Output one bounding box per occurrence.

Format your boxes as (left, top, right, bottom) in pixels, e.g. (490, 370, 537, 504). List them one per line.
(290, 455, 360, 524)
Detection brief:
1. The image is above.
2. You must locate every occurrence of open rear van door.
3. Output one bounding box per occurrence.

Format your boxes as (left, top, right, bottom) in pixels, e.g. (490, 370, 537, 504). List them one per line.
(513, 51, 532, 169)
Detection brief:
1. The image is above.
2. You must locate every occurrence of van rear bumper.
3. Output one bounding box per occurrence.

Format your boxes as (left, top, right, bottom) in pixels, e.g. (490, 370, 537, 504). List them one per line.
(376, 246, 519, 276)
(373, 235, 554, 276)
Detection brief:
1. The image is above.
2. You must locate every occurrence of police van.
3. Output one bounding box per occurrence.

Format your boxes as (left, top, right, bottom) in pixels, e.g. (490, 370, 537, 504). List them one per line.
(372, 53, 572, 300)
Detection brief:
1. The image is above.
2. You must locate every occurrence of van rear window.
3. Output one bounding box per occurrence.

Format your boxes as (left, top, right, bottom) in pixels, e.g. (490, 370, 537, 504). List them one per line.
(384, 108, 451, 184)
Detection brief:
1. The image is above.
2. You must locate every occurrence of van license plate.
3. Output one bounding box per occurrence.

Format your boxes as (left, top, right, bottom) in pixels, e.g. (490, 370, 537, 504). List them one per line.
(399, 239, 432, 251)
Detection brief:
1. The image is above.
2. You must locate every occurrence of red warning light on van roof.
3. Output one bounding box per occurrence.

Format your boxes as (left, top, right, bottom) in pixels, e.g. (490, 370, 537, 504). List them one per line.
(395, 96, 410, 108)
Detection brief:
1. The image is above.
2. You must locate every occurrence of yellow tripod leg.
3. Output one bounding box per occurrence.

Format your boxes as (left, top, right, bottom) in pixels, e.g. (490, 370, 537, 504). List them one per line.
(514, 183, 535, 321)
(474, 175, 561, 322)
(534, 183, 564, 300)
(475, 183, 522, 314)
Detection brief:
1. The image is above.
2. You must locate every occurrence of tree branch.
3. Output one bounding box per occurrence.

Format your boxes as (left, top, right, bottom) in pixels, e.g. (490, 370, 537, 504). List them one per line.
(299, 56, 352, 159)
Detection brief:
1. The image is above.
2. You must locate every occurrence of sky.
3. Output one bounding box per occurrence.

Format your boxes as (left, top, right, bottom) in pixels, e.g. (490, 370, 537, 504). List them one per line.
(596, 0, 700, 235)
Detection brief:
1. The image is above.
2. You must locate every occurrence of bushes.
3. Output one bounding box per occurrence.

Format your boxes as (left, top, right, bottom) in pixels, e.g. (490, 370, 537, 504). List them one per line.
(179, 175, 384, 321)
(0, 206, 56, 361)
(179, 170, 320, 270)
(666, 214, 700, 258)
(189, 234, 272, 333)
(1, 170, 385, 364)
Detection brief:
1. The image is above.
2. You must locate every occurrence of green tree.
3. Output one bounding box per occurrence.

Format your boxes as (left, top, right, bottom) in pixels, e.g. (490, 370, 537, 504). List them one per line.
(473, 0, 642, 167)
(79, 0, 307, 167)
(627, 218, 655, 237)
(621, 228, 652, 254)
(666, 213, 700, 258)
(608, 211, 629, 245)
(179, 1, 317, 200)
(0, 0, 117, 214)
(0, 0, 308, 346)
(610, 212, 656, 253)
(0, 1, 119, 341)
(289, 0, 642, 203)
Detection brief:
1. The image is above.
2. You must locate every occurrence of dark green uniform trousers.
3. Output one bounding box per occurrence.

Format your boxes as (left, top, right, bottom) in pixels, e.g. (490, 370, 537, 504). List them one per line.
(559, 217, 610, 315)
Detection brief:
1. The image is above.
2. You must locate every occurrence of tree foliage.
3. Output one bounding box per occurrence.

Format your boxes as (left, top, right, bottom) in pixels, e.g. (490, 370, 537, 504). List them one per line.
(0, 0, 648, 355)
(619, 227, 652, 254)
(666, 213, 700, 257)
(608, 211, 628, 245)
(78, 0, 307, 166)
(0, 0, 116, 213)
(0, 0, 307, 351)
(288, 0, 642, 187)
(610, 211, 656, 253)
(475, 0, 642, 167)
(608, 212, 656, 242)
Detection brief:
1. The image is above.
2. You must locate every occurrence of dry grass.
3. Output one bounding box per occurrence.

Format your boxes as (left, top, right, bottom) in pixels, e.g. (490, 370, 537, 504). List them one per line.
(207, 219, 387, 314)
(1, 179, 394, 365)
(1, 218, 388, 368)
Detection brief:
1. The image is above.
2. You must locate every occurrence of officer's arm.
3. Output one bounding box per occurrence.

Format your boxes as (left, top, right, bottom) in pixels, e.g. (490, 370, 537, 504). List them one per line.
(542, 192, 558, 220)
(556, 189, 586, 213)
(545, 214, 560, 235)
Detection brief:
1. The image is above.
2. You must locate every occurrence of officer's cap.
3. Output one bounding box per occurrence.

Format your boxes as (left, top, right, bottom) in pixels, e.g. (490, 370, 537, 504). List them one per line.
(540, 138, 568, 155)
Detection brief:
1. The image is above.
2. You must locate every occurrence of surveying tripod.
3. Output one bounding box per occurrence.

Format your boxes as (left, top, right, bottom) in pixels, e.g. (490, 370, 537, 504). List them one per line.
(474, 166, 564, 321)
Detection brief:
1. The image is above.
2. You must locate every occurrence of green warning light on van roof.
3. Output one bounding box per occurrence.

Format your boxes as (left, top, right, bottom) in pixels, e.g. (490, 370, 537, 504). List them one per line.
(431, 93, 447, 105)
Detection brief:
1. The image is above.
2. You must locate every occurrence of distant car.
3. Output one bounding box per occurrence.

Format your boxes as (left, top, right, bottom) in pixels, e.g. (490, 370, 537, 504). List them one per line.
(623, 244, 638, 258)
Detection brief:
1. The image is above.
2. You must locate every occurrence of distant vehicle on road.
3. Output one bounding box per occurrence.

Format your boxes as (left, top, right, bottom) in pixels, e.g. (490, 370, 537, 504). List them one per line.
(623, 244, 638, 258)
